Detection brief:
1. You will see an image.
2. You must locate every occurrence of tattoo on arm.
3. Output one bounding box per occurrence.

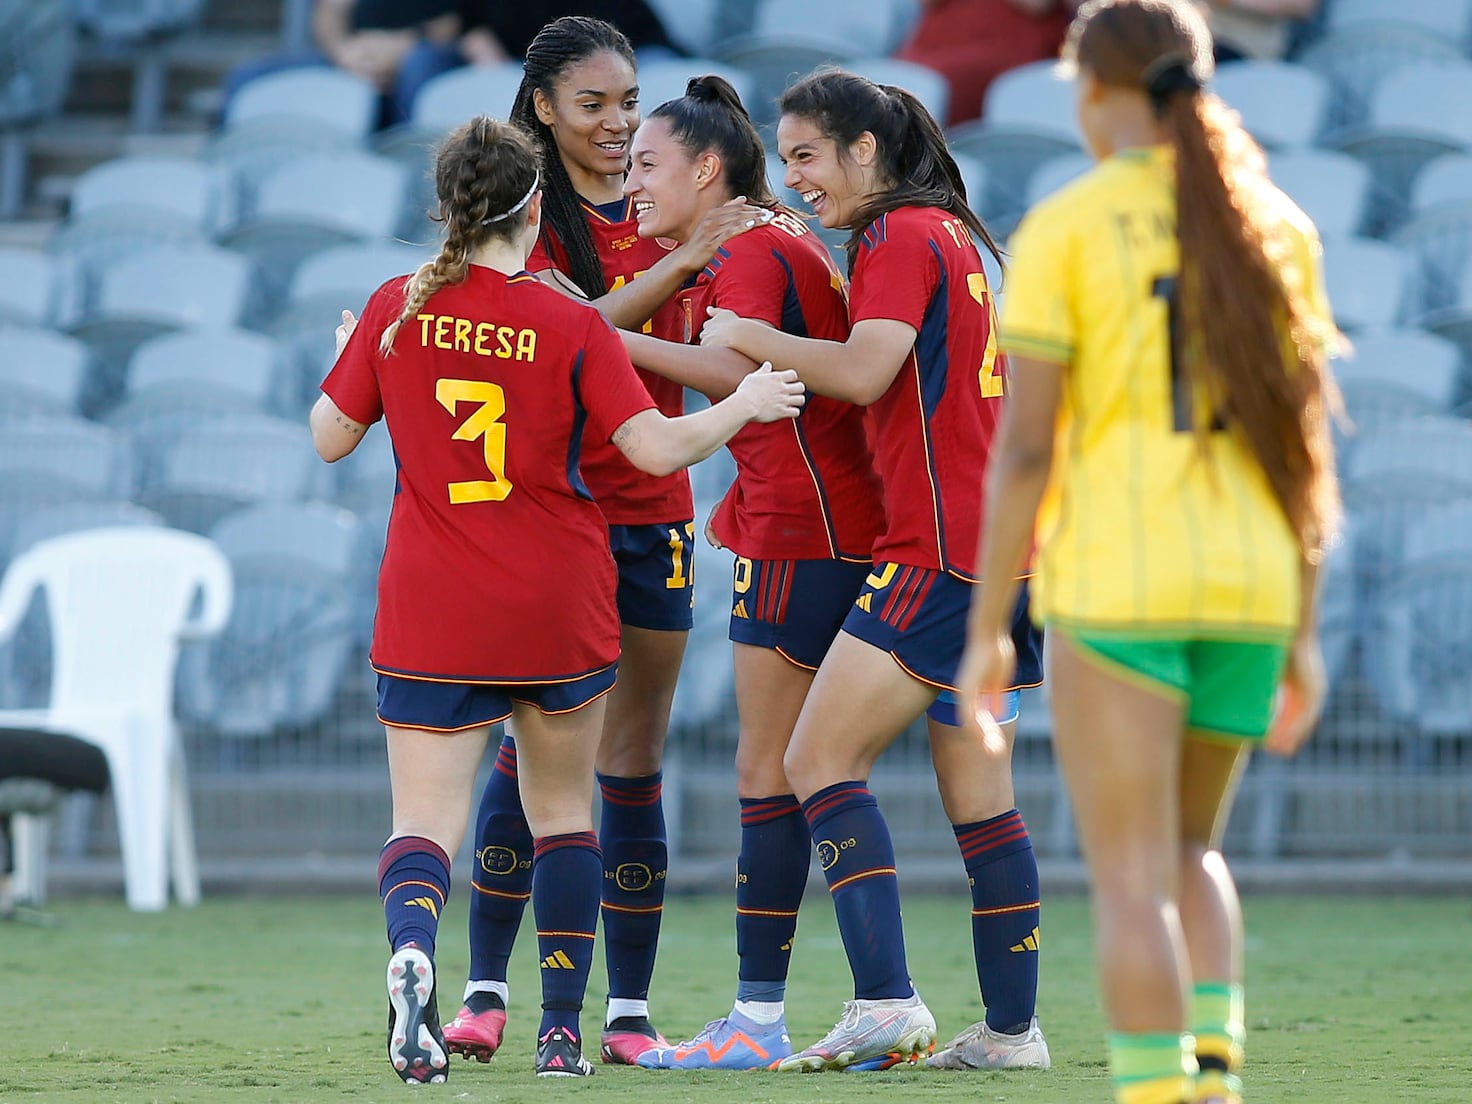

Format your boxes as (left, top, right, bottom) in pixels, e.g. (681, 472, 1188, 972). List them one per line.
(334, 412, 364, 436)
(611, 420, 637, 454)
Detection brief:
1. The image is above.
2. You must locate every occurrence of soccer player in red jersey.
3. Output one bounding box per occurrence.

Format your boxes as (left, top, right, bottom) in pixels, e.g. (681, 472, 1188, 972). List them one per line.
(701, 70, 1051, 1073)
(604, 75, 883, 1070)
(443, 17, 768, 1067)
(309, 116, 804, 1084)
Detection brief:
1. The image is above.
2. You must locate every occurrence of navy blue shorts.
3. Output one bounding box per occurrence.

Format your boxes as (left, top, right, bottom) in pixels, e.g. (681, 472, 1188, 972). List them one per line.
(841, 564, 1043, 725)
(610, 521, 695, 632)
(728, 556, 872, 669)
(376, 664, 618, 731)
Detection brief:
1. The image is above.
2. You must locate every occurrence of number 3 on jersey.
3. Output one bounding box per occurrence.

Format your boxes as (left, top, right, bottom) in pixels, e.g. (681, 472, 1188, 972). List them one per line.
(436, 378, 513, 504)
(967, 274, 1004, 399)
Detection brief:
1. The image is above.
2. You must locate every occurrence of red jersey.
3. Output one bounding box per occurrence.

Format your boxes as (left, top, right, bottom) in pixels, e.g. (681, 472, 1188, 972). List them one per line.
(848, 206, 1006, 579)
(679, 213, 882, 561)
(529, 196, 692, 525)
(322, 265, 656, 682)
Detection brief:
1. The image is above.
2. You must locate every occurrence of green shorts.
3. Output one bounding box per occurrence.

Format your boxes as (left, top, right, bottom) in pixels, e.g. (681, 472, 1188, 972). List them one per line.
(1061, 630, 1289, 741)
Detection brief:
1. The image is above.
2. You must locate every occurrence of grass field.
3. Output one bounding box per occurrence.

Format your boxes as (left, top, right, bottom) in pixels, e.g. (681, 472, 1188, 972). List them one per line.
(4, 891, 1468, 1102)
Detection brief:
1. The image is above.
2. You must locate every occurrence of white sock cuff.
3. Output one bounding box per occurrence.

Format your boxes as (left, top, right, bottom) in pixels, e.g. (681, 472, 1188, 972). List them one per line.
(733, 999, 785, 1025)
(606, 997, 649, 1024)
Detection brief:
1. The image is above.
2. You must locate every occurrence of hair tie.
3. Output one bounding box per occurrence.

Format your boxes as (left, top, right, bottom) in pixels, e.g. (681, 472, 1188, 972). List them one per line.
(1143, 54, 1202, 117)
(482, 172, 540, 224)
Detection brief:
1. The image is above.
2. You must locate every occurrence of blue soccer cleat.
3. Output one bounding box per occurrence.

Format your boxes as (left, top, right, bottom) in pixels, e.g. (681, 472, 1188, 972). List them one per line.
(636, 1010, 792, 1070)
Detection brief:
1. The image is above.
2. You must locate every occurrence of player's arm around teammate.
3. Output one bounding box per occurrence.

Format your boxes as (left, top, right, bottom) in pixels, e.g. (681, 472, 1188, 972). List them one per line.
(954, 4, 1341, 1103)
(700, 69, 1050, 1074)
(573, 76, 886, 1071)
(309, 115, 801, 1087)
(443, 18, 764, 1063)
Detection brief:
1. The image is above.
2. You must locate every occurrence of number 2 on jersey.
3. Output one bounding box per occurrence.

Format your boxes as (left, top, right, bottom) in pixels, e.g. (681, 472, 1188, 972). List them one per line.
(435, 378, 513, 503)
(967, 273, 1004, 399)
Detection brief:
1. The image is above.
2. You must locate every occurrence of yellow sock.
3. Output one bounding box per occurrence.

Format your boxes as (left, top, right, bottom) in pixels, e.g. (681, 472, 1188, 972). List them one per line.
(1109, 1032, 1196, 1104)
(1191, 982, 1244, 1102)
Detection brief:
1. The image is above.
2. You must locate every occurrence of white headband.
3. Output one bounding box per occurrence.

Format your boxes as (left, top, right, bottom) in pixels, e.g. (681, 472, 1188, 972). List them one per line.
(483, 173, 540, 224)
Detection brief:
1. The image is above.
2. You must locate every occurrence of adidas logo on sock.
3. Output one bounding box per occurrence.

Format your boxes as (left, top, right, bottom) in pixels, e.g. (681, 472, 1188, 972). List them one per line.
(541, 950, 576, 970)
(404, 896, 439, 919)
(1010, 926, 1041, 953)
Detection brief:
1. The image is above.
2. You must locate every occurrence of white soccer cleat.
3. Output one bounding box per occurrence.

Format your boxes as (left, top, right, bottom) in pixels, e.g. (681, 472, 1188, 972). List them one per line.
(776, 991, 936, 1072)
(925, 1015, 1051, 1070)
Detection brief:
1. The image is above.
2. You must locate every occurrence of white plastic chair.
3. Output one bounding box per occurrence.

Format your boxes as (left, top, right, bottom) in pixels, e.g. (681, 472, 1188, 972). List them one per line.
(1213, 61, 1329, 150)
(0, 527, 232, 910)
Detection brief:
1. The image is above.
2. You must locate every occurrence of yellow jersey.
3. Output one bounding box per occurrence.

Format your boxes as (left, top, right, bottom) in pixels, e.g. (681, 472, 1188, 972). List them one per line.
(1000, 145, 1331, 639)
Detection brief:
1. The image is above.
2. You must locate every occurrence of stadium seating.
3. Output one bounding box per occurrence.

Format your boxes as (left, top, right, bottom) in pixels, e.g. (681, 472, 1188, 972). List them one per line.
(1299, 22, 1464, 134)
(1320, 236, 1410, 332)
(0, 526, 232, 910)
(0, 416, 133, 503)
(0, 249, 74, 328)
(1213, 60, 1329, 150)
(1269, 149, 1370, 239)
(73, 0, 207, 132)
(177, 503, 359, 738)
(409, 63, 526, 136)
(1326, 0, 1472, 41)
(136, 414, 326, 534)
(1024, 152, 1093, 208)
(1392, 205, 1472, 320)
(1332, 62, 1472, 235)
(1409, 153, 1472, 217)
(0, 0, 77, 218)
(634, 58, 760, 117)
(0, 328, 89, 421)
(647, 0, 725, 56)
(1332, 329, 1462, 435)
(950, 60, 1083, 228)
(68, 244, 256, 416)
(223, 151, 409, 321)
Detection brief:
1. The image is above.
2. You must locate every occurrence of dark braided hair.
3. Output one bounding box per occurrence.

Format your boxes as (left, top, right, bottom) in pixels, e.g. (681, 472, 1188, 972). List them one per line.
(380, 116, 541, 354)
(779, 69, 1004, 275)
(511, 16, 636, 298)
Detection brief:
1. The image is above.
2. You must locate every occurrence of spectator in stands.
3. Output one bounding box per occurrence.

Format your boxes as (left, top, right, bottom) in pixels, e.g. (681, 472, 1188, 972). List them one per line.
(457, 2, 681, 66)
(895, 1, 1082, 127)
(1195, 0, 1321, 63)
(221, 1, 469, 129)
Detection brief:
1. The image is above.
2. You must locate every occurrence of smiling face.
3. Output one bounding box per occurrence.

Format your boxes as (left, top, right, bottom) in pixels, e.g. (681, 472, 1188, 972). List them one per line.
(532, 49, 640, 200)
(775, 113, 873, 229)
(623, 116, 722, 242)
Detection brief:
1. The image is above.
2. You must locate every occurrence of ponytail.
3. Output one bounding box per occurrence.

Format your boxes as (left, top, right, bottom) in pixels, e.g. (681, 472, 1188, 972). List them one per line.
(1070, 0, 1342, 556)
(379, 116, 541, 355)
(779, 70, 1003, 274)
(650, 74, 782, 209)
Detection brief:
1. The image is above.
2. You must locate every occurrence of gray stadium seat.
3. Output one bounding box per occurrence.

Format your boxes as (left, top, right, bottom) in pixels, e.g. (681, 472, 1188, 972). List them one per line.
(1213, 61, 1328, 151)
(1321, 236, 1409, 333)
(0, 249, 74, 328)
(1268, 150, 1370, 240)
(222, 151, 409, 322)
(73, 0, 205, 132)
(1332, 329, 1462, 436)
(646, 0, 722, 55)
(136, 414, 326, 534)
(224, 67, 378, 142)
(1326, 0, 1472, 41)
(177, 502, 360, 737)
(0, 1, 76, 217)
(0, 328, 89, 421)
(1411, 154, 1472, 217)
(1331, 62, 1472, 235)
(1024, 152, 1093, 208)
(1298, 22, 1463, 135)
(1392, 204, 1472, 321)
(409, 63, 525, 136)
(68, 244, 256, 416)
(107, 328, 286, 484)
(634, 58, 759, 118)
(0, 416, 134, 503)
(950, 60, 1083, 229)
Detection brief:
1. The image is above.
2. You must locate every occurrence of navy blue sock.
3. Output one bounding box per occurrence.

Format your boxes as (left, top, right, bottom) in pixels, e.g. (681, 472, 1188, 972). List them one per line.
(533, 831, 601, 1039)
(801, 781, 911, 1001)
(467, 734, 534, 986)
(955, 809, 1041, 1034)
(735, 794, 809, 1004)
(378, 835, 451, 955)
(598, 771, 667, 1002)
